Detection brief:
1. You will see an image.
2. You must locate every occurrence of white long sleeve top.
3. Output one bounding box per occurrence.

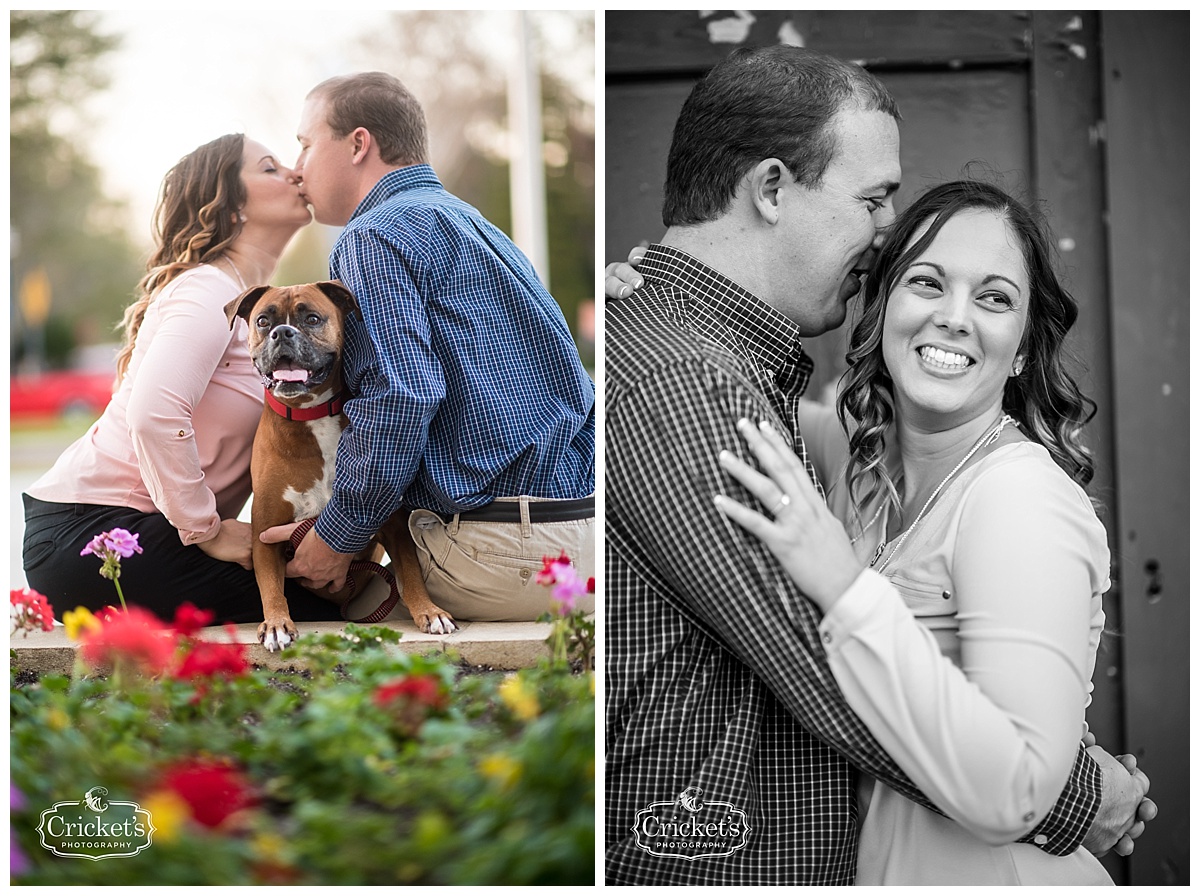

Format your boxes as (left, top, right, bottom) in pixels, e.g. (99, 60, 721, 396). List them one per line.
(817, 441, 1108, 844)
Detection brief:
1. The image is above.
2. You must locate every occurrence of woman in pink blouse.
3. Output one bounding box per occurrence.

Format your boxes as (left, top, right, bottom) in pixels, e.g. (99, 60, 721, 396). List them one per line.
(22, 133, 337, 623)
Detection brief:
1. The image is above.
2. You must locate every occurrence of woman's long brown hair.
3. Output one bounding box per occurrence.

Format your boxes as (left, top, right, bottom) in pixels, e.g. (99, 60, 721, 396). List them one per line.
(114, 134, 246, 382)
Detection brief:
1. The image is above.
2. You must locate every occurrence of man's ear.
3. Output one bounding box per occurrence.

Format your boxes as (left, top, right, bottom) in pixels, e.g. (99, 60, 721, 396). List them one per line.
(747, 158, 790, 226)
(350, 127, 372, 165)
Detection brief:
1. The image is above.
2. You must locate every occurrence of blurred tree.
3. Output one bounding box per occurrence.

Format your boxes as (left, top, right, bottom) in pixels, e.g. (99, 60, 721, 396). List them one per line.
(348, 11, 595, 366)
(11, 10, 143, 370)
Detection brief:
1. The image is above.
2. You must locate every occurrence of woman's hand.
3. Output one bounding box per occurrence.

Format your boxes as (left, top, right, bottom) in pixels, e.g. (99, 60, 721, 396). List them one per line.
(714, 418, 862, 613)
(195, 518, 254, 570)
(604, 245, 647, 299)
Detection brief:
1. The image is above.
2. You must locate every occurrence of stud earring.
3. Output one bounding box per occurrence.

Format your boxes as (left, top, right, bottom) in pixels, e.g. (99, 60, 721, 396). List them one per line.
(1012, 361, 1024, 376)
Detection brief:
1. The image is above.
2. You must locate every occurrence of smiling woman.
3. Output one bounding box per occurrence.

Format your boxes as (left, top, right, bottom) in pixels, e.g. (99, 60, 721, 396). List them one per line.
(840, 179, 1097, 520)
(712, 179, 1120, 884)
(880, 208, 1029, 433)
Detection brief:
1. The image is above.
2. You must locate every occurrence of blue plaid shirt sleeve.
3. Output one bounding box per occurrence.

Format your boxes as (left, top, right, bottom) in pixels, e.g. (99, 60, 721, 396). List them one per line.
(316, 225, 443, 552)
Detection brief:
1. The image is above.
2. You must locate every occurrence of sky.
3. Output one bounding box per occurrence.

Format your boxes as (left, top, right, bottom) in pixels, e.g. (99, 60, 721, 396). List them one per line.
(78, 10, 595, 243)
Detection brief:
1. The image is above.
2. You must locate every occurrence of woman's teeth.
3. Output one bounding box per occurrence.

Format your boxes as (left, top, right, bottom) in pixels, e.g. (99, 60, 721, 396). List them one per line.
(919, 346, 971, 370)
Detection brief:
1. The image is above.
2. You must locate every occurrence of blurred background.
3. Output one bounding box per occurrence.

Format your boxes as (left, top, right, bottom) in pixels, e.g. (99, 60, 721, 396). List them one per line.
(605, 10, 1187, 887)
(10, 10, 596, 581)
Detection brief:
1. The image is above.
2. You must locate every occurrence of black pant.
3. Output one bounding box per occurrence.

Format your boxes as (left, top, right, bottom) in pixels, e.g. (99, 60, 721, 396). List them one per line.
(22, 494, 343, 625)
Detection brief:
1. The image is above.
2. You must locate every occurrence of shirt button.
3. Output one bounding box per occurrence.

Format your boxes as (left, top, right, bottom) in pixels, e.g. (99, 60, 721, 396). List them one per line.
(822, 632, 832, 644)
(519, 568, 531, 580)
(1033, 834, 1048, 845)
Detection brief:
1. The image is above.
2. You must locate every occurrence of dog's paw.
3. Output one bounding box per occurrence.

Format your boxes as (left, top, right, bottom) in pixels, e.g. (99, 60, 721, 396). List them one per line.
(258, 617, 299, 652)
(419, 611, 457, 635)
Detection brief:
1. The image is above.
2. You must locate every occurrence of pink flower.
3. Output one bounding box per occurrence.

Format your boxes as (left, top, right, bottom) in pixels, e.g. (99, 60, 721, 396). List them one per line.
(537, 554, 589, 616)
(11, 784, 28, 877)
(10, 588, 54, 635)
(81, 528, 143, 561)
(80, 528, 142, 610)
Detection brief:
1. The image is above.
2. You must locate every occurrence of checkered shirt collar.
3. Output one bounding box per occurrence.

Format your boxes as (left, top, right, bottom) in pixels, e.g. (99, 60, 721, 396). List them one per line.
(637, 244, 813, 396)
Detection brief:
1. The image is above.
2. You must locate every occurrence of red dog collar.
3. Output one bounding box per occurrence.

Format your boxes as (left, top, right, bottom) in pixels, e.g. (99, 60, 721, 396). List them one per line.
(263, 388, 345, 421)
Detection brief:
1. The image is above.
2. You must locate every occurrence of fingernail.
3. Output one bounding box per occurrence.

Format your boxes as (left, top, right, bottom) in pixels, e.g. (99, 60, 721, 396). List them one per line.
(618, 285, 629, 298)
(759, 420, 775, 434)
(736, 418, 751, 432)
(712, 494, 724, 507)
(718, 450, 731, 463)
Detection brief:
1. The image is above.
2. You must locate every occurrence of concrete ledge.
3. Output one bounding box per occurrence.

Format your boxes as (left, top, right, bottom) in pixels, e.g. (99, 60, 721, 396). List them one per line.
(10, 618, 556, 676)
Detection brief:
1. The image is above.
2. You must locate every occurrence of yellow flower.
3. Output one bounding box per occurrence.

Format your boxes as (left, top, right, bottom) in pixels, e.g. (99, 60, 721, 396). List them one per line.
(140, 790, 190, 843)
(498, 674, 539, 721)
(251, 831, 289, 861)
(62, 606, 101, 641)
(45, 707, 70, 731)
(478, 753, 522, 790)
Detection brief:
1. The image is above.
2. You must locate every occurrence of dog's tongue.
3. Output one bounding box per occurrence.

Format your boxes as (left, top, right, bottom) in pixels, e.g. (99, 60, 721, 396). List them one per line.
(273, 368, 309, 383)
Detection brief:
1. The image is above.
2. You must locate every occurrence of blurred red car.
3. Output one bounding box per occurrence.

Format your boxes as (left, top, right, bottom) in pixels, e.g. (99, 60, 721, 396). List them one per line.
(10, 369, 115, 421)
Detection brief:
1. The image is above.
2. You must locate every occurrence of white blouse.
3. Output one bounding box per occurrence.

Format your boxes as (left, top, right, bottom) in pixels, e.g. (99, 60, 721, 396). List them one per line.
(804, 402, 1112, 884)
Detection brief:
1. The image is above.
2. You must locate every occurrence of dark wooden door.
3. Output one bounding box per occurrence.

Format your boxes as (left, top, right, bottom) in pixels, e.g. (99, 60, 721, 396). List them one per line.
(604, 10, 1187, 885)
(1098, 11, 1190, 885)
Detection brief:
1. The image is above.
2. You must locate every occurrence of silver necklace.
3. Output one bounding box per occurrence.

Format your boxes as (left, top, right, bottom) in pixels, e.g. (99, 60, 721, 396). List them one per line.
(868, 413, 1014, 570)
(222, 257, 247, 292)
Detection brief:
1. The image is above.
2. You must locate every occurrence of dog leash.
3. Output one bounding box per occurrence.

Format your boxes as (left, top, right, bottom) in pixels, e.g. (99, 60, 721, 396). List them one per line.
(285, 518, 401, 624)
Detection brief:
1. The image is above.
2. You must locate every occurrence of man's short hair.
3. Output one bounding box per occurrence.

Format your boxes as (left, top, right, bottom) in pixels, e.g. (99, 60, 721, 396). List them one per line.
(662, 46, 900, 227)
(308, 71, 429, 167)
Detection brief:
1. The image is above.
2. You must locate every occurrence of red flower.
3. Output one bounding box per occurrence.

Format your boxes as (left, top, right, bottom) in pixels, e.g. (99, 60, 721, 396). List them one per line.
(174, 640, 249, 681)
(159, 758, 256, 828)
(10, 588, 54, 635)
(78, 605, 175, 675)
(586, 577, 595, 593)
(171, 602, 215, 638)
(373, 673, 447, 738)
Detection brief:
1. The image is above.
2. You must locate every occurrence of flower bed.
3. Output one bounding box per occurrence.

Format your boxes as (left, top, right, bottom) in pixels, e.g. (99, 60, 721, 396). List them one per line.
(10, 549, 595, 885)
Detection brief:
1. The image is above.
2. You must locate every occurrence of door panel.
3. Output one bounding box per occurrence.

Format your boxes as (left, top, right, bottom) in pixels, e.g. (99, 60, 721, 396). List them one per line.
(1100, 11, 1189, 885)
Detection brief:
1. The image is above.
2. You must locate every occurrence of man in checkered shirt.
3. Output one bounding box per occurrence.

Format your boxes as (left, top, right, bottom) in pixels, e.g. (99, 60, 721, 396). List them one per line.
(265, 71, 595, 622)
(605, 46, 1149, 884)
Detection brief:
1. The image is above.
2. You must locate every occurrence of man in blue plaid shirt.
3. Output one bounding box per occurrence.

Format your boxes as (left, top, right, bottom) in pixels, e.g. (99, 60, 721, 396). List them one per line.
(264, 72, 595, 623)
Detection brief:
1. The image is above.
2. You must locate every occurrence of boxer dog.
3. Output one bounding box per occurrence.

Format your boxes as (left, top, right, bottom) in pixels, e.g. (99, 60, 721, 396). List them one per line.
(224, 281, 456, 651)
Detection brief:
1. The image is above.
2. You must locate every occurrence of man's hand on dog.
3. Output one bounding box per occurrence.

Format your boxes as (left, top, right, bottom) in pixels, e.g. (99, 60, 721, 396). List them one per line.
(259, 522, 354, 592)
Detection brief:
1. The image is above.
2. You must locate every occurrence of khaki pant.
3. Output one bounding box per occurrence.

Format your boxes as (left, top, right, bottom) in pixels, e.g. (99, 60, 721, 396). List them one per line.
(407, 497, 595, 622)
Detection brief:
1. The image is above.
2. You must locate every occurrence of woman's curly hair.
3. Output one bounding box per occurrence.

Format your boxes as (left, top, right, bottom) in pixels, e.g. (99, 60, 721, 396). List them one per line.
(114, 134, 247, 382)
(836, 180, 1097, 531)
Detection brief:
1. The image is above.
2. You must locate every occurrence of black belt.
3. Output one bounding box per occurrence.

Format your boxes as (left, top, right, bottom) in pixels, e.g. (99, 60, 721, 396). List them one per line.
(434, 496, 594, 524)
